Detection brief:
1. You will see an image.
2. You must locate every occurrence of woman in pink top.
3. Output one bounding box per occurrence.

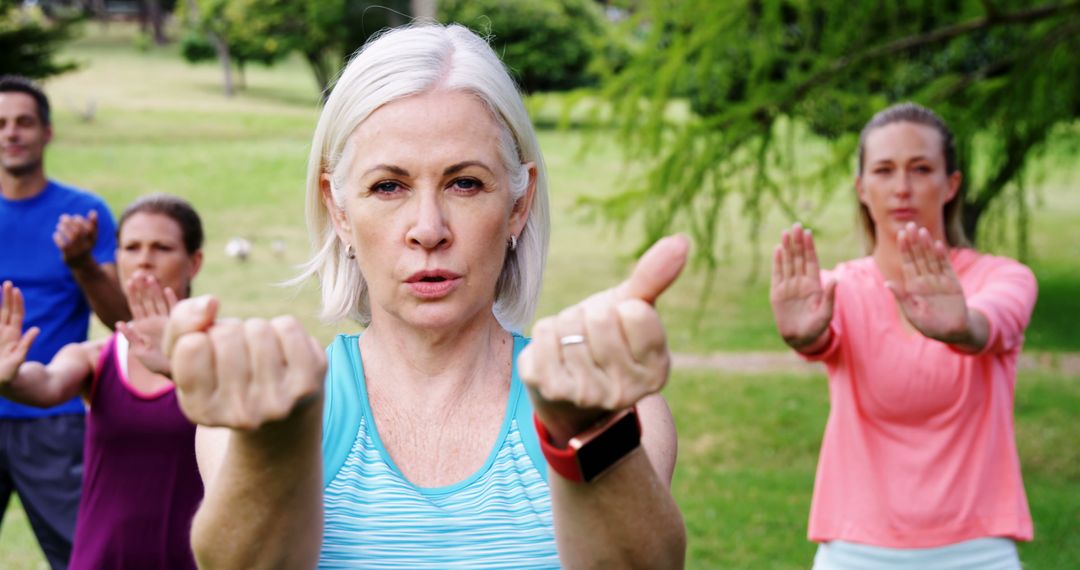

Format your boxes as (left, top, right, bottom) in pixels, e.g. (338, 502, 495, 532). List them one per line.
(0, 194, 205, 568)
(770, 103, 1037, 569)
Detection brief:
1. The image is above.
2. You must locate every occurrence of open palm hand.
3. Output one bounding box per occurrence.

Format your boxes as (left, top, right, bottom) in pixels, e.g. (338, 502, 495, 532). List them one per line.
(886, 224, 971, 343)
(117, 273, 177, 376)
(0, 282, 39, 383)
(769, 224, 836, 350)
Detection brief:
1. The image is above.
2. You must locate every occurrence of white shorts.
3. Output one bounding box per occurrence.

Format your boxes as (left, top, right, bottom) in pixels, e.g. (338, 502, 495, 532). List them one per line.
(812, 537, 1021, 570)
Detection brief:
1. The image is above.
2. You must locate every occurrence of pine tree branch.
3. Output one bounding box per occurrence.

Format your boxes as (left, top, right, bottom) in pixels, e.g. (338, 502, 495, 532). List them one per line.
(792, 1, 1080, 101)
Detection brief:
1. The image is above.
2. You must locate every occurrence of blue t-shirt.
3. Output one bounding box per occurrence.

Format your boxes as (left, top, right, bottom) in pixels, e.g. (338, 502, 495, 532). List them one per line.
(0, 180, 117, 418)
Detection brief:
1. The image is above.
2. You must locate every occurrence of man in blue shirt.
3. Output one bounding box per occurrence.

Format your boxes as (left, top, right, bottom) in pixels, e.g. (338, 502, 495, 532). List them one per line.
(0, 75, 129, 568)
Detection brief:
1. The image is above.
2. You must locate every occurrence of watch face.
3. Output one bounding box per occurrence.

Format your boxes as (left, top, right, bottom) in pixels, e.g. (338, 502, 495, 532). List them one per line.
(576, 410, 641, 482)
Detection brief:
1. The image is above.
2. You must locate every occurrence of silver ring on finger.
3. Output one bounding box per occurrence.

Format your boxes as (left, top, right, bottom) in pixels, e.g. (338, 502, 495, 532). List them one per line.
(559, 334, 586, 347)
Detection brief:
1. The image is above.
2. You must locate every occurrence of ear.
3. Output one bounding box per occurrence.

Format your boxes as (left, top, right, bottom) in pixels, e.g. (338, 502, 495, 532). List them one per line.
(944, 170, 962, 203)
(508, 162, 538, 237)
(43, 124, 53, 145)
(321, 173, 353, 245)
(188, 250, 204, 280)
(855, 176, 867, 206)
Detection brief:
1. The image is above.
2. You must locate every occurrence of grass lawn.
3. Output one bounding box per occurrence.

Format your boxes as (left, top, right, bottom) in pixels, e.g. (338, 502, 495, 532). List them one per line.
(1, 22, 1077, 568)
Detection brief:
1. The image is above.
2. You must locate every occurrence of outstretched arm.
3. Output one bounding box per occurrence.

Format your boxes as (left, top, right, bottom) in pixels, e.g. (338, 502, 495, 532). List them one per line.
(885, 223, 988, 353)
(0, 281, 97, 407)
(769, 223, 837, 354)
(518, 235, 689, 569)
(54, 210, 131, 329)
(164, 297, 326, 569)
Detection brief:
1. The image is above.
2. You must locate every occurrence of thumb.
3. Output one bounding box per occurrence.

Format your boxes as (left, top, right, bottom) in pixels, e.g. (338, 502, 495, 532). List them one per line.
(613, 234, 690, 305)
(16, 327, 39, 358)
(883, 280, 904, 304)
(116, 321, 143, 347)
(822, 279, 838, 314)
(162, 295, 219, 359)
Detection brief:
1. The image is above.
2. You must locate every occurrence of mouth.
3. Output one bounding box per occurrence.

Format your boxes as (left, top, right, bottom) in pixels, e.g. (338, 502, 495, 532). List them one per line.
(404, 270, 463, 299)
(405, 270, 462, 283)
(889, 208, 917, 220)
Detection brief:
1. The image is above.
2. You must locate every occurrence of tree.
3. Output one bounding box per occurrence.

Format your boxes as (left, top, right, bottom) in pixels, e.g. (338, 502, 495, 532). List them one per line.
(180, 0, 411, 99)
(180, 0, 293, 96)
(439, 0, 609, 93)
(591, 0, 1080, 265)
(0, 0, 78, 79)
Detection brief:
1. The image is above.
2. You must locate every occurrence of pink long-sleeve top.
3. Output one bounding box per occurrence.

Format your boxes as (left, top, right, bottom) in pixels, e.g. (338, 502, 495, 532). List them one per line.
(803, 248, 1037, 548)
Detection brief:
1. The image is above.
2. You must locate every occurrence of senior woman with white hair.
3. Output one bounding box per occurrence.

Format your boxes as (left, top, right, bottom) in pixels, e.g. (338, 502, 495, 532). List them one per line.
(164, 24, 688, 568)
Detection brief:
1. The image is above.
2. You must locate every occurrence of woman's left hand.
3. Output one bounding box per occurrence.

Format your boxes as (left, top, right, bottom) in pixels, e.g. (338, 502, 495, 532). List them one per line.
(116, 272, 178, 376)
(886, 222, 975, 344)
(518, 235, 688, 444)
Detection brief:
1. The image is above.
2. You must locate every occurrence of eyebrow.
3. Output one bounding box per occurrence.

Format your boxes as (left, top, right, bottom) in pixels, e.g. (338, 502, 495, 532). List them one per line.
(443, 161, 495, 176)
(362, 164, 411, 178)
(360, 161, 495, 179)
(870, 155, 932, 165)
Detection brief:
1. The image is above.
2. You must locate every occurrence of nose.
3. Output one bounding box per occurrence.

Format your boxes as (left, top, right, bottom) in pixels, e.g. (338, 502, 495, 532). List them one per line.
(136, 247, 155, 269)
(405, 190, 452, 250)
(894, 170, 913, 199)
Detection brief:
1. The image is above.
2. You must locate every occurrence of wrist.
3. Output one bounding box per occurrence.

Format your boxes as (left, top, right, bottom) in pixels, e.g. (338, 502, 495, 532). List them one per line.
(64, 252, 96, 271)
(534, 406, 642, 483)
(787, 325, 831, 355)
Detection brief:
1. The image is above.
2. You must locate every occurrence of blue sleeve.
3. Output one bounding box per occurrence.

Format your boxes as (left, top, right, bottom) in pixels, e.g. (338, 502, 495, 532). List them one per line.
(91, 199, 117, 264)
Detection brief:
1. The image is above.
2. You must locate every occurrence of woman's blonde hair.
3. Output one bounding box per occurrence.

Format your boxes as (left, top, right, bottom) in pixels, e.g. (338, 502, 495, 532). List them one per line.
(295, 24, 550, 332)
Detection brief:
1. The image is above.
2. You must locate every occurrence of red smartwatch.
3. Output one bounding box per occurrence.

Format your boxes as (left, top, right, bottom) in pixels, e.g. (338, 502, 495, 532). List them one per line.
(533, 406, 642, 483)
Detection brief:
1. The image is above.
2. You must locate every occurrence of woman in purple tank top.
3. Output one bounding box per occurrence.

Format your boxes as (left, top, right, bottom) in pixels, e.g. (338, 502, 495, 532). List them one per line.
(0, 194, 205, 569)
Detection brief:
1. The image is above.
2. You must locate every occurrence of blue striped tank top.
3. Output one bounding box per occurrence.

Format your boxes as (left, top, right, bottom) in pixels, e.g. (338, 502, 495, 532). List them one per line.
(319, 333, 560, 569)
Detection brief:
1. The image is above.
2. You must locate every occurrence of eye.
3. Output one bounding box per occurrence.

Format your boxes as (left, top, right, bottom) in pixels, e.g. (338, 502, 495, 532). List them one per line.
(370, 180, 403, 194)
(873, 166, 892, 175)
(913, 164, 932, 173)
(449, 177, 484, 193)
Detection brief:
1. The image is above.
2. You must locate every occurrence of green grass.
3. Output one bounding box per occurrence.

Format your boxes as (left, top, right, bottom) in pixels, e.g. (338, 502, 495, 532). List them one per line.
(1, 23, 1077, 568)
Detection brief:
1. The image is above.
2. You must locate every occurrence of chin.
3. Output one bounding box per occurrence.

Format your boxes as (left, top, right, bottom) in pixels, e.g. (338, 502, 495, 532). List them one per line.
(393, 302, 492, 333)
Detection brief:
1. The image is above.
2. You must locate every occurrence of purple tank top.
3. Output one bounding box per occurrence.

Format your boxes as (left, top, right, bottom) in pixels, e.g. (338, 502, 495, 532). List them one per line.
(69, 335, 203, 569)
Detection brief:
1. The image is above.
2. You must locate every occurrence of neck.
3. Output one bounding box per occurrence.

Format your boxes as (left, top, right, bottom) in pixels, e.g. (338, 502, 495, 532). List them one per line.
(0, 168, 47, 200)
(360, 309, 511, 401)
(871, 238, 903, 283)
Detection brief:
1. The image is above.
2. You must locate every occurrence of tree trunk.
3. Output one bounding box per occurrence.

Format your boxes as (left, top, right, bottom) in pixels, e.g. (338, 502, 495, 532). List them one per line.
(145, 0, 167, 45)
(411, 0, 437, 22)
(305, 50, 333, 101)
(213, 36, 235, 97)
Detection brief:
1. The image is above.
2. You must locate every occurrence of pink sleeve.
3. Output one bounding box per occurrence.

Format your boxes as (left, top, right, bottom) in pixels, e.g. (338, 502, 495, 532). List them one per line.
(964, 259, 1037, 355)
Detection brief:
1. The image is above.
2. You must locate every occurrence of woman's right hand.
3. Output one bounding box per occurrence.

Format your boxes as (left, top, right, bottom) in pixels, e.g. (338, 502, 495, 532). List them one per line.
(769, 223, 836, 351)
(162, 296, 327, 430)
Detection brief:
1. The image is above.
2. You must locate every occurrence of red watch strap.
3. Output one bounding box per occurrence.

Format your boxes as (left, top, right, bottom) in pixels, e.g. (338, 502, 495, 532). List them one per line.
(533, 414, 584, 483)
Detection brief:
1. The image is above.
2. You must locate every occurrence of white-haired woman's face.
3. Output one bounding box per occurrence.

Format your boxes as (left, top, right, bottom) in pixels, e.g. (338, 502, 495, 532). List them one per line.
(325, 90, 535, 331)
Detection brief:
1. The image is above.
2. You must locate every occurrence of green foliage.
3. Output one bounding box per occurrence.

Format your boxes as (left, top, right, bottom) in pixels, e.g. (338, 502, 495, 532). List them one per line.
(180, 0, 290, 71)
(179, 0, 412, 96)
(439, 0, 610, 93)
(0, 1, 78, 79)
(592, 0, 1080, 263)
